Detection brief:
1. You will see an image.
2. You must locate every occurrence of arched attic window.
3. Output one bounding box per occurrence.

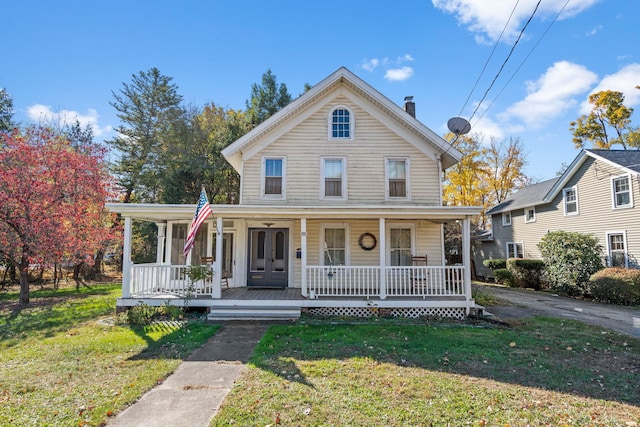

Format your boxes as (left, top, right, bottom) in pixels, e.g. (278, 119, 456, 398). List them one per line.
(328, 106, 353, 140)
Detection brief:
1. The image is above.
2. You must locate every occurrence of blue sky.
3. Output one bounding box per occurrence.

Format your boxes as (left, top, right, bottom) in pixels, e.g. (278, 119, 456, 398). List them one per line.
(1, 0, 638, 180)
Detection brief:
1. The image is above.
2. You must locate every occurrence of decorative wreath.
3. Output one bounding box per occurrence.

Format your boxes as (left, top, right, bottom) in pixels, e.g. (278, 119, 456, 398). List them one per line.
(358, 232, 377, 251)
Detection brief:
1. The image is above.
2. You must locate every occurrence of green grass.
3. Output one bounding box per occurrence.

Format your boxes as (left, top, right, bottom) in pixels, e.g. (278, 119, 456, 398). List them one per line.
(213, 318, 640, 426)
(0, 283, 219, 427)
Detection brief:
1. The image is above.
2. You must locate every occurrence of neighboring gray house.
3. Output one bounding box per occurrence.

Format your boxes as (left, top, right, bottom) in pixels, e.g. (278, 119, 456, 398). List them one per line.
(475, 149, 640, 279)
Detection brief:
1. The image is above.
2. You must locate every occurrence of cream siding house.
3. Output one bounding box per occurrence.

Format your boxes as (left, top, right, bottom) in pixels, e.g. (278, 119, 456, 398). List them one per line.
(475, 149, 640, 279)
(108, 67, 482, 320)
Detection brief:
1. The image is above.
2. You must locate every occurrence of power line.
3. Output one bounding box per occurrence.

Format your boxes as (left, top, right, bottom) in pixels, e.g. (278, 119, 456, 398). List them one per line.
(458, 0, 521, 117)
(472, 0, 571, 127)
(468, 0, 543, 123)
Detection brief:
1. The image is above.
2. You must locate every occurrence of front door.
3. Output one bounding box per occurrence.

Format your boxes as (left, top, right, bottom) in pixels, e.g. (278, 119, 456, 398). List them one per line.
(247, 228, 288, 288)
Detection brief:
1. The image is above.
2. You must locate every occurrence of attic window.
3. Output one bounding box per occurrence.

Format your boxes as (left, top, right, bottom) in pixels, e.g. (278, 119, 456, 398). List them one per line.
(329, 107, 353, 139)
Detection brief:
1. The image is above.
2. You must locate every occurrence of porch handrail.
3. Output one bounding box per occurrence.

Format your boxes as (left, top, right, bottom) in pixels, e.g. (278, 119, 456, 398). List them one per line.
(129, 264, 215, 298)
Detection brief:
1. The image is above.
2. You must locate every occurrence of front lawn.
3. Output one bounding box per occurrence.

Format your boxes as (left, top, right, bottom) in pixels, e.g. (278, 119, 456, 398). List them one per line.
(213, 318, 640, 426)
(0, 283, 219, 427)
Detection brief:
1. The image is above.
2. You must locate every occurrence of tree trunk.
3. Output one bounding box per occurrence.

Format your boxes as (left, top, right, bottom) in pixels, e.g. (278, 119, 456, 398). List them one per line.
(19, 257, 30, 304)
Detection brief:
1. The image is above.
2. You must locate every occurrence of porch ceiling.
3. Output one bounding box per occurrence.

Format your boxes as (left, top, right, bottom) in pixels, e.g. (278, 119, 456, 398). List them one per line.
(106, 202, 482, 223)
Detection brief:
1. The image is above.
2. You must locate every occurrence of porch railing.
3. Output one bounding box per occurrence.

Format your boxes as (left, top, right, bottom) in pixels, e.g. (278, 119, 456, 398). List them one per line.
(130, 264, 214, 298)
(306, 265, 466, 299)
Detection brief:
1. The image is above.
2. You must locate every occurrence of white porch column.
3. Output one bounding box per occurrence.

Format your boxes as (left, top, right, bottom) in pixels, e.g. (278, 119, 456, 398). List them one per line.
(212, 216, 223, 299)
(462, 217, 472, 305)
(378, 218, 386, 299)
(122, 216, 132, 298)
(301, 218, 308, 297)
(155, 223, 166, 264)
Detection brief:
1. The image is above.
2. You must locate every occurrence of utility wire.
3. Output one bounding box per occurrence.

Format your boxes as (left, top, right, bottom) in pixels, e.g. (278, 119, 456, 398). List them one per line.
(471, 0, 571, 127)
(468, 0, 543, 123)
(458, 0, 521, 117)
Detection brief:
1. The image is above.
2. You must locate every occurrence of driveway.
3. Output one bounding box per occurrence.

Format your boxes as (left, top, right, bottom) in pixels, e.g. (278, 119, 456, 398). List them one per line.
(474, 283, 640, 338)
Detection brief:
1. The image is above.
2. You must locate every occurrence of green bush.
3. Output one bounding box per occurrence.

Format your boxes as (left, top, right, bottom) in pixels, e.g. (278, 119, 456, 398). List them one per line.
(538, 231, 604, 296)
(506, 258, 545, 289)
(588, 268, 640, 306)
(494, 268, 514, 286)
(483, 259, 507, 270)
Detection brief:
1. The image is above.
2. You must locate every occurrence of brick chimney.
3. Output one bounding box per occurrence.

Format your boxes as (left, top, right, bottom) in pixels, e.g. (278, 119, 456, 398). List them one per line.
(403, 96, 415, 118)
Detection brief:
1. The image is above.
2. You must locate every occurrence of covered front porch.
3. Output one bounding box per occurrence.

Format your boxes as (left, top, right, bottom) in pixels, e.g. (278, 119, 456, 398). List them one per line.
(109, 203, 481, 318)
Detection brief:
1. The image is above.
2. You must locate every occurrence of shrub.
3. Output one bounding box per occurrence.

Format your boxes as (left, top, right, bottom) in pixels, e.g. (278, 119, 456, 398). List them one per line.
(483, 259, 507, 270)
(538, 231, 604, 296)
(588, 268, 640, 306)
(494, 268, 514, 286)
(506, 258, 545, 289)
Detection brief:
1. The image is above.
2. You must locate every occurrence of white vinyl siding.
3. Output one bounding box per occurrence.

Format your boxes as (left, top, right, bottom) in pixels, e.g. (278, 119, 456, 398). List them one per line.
(385, 157, 409, 200)
(612, 175, 632, 208)
(563, 187, 578, 215)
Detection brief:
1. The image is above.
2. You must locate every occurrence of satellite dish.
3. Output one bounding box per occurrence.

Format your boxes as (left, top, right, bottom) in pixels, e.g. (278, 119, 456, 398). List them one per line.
(447, 117, 471, 136)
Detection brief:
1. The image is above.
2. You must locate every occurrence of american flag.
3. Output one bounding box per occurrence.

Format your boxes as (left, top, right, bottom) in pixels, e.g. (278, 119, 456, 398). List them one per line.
(183, 187, 213, 258)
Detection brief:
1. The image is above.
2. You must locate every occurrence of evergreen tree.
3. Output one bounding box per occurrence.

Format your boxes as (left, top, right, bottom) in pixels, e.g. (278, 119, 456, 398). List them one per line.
(0, 88, 14, 132)
(246, 69, 292, 126)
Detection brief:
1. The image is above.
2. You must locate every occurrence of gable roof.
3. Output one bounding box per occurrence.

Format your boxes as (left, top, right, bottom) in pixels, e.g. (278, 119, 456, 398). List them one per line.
(488, 149, 640, 215)
(486, 178, 559, 215)
(221, 67, 462, 172)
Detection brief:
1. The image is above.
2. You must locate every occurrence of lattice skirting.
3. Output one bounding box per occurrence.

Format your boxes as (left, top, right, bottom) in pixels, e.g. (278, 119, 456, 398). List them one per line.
(303, 306, 466, 319)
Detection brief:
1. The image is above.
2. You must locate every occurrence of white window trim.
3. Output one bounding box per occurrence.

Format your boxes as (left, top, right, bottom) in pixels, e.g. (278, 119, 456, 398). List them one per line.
(563, 186, 579, 216)
(502, 212, 511, 226)
(385, 222, 416, 265)
(260, 156, 286, 200)
(320, 157, 347, 200)
(327, 105, 354, 140)
(605, 230, 628, 268)
(506, 242, 524, 259)
(611, 174, 633, 209)
(319, 223, 351, 266)
(385, 157, 411, 201)
(524, 207, 536, 223)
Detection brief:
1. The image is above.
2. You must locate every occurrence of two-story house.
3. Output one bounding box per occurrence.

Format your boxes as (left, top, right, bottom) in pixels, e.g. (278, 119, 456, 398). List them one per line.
(476, 149, 640, 279)
(107, 67, 482, 320)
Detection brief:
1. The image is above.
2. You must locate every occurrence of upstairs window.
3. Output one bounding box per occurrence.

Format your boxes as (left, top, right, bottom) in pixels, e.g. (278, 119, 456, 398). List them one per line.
(525, 207, 536, 223)
(321, 157, 346, 199)
(612, 175, 632, 208)
(329, 106, 353, 139)
(263, 157, 285, 198)
(563, 187, 578, 215)
(386, 158, 409, 199)
(502, 212, 511, 226)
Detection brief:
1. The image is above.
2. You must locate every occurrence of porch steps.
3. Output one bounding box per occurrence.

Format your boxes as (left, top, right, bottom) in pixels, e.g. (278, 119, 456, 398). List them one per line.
(208, 305, 301, 321)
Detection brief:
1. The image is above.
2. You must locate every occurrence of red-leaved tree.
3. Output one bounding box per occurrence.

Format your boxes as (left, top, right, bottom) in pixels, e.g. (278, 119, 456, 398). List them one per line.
(0, 126, 116, 304)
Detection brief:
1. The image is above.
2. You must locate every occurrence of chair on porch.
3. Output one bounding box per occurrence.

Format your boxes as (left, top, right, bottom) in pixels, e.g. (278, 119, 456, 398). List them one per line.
(411, 255, 428, 293)
(201, 257, 229, 290)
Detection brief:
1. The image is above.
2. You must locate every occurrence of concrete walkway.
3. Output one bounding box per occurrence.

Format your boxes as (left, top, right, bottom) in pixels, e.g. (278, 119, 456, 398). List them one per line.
(108, 321, 268, 427)
(475, 283, 640, 338)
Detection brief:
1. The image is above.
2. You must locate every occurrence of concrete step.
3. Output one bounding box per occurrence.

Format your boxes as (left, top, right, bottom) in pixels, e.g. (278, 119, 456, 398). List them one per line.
(208, 305, 301, 321)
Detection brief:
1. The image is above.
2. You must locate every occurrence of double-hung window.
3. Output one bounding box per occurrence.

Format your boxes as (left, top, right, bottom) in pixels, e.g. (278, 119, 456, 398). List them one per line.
(386, 158, 409, 199)
(263, 157, 285, 199)
(525, 207, 536, 223)
(563, 187, 578, 215)
(502, 212, 512, 226)
(612, 175, 632, 208)
(506, 242, 524, 259)
(321, 225, 348, 266)
(329, 106, 353, 139)
(607, 231, 627, 267)
(389, 227, 413, 266)
(321, 157, 346, 199)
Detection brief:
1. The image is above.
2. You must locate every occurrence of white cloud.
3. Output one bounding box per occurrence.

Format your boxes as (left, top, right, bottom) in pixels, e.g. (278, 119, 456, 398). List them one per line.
(361, 59, 379, 72)
(469, 116, 505, 140)
(586, 25, 602, 36)
(384, 66, 414, 82)
(432, 0, 600, 43)
(26, 104, 113, 137)
(500, 61, 598, 127)
(579, 63, 640, 113)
